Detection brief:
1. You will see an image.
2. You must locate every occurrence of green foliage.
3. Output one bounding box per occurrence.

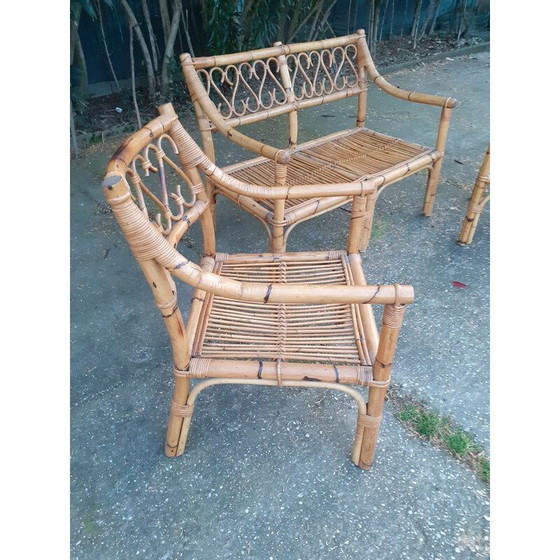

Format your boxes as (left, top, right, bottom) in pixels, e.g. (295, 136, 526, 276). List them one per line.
(395, 398, 490, 485)
(446, 431, 474, 456)
(206, 0, 242, 54)
(479, 457, 490, 483)
(414, 410, 440, 439)
(370, 220, 386, 241)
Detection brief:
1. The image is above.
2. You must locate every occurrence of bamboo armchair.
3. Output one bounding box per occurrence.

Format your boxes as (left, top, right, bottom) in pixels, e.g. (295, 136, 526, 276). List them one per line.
(458, 144, 490, 245)
(180, 29, 456, 253)
(102, 103, 414, 469)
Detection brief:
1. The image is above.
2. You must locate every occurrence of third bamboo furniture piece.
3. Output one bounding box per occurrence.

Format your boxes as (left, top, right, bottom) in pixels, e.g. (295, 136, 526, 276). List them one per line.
(102, 103, 414, 469)
(458, 144, 490, 245)
(180, 29, 457, 252)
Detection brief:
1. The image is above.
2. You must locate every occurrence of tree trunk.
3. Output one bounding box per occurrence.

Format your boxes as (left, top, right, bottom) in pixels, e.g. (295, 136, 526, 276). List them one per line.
(119, 0, 156, 97)
(286, 0, 306, 43)
(288, 1, 323, 44)
(420, 0, 440, 38)
(70, 100, 79, 157)
(308, 0, 327, 42)
(400, 0, 408, 37)
(368, 1, 382, 57)
(141, 0, 160, 73)
(312, 0, 338, 42)
(182, 8, 195, 56)
(95, 0, 121, 92)
(429, 0, 441, 35)
(70, 2, 81, 63)
(346, 0, 353, 35)
(160, 0, 182, 96)
(74, 32, 89, 97)
(379, 0, 389, 43)
(159, 0, 171, 43)
(130, 24, 142, 129)
(411, 0, 423, 50)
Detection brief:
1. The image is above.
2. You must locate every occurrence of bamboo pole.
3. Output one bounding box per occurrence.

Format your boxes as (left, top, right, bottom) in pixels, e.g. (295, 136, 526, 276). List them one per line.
(359, 302, 406, 469)
(458, 144, 490, 245)
(273, 41, 298, 148)
(422, 103, 453, 215)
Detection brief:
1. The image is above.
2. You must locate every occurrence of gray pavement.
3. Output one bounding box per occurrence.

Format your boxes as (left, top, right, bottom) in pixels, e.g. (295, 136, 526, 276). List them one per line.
(71, 51, 490, 559)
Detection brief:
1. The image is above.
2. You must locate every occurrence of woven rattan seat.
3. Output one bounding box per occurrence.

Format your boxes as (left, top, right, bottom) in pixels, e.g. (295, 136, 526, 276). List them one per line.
(181, 30, 456, 252)
(102, 104, 414, 470)
(191, 251, 372, 378)
(224, 128, 436, 217)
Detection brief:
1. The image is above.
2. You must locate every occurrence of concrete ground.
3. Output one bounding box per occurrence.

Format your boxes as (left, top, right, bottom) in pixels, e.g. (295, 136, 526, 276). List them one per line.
(71, 51, 490, 559)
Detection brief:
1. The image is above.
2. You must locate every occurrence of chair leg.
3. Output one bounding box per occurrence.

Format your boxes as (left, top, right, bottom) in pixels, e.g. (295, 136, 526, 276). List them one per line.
(358, 194, 376, 252)
(422, 160, 442, 216)
(269, 224, 287, 253)
(458, 195, 485, 246)
(164, 375, 191, 457)
(458, 146, 490, 245)
(357, 385, 387, 469)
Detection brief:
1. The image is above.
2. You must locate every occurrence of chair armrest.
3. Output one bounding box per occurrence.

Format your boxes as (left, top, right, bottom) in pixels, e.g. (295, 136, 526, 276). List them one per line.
(358, 38, 456, 108)
(173, 257, 414, 306)
(368, 70, 456, 108)
(200, 148, 438, 200)
(181, 53, 291, 163)
(102, 175, 413, 306)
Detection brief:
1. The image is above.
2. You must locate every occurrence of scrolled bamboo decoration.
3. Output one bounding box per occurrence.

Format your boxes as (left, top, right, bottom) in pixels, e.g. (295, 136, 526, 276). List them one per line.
(103, 103, 414, 469)
(180, 30, 457, 252)
(458, 144, 490, 245)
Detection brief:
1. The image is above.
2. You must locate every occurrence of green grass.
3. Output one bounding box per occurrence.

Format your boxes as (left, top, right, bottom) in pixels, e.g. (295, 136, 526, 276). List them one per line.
(392, 392, 490, 485)
(370, 221, 387, 241)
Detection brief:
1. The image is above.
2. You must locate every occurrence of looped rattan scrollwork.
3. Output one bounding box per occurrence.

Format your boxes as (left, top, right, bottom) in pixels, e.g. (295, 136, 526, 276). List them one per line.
(195, 45, 359, 121)
(197, 57, 288, 120)
(124, 135, 200, 236)
(287, 44, 359, 101)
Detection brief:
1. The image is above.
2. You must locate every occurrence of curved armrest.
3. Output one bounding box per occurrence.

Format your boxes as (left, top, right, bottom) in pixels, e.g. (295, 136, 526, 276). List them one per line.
(180, 53, 292, 163)
(103, 176, 413, 306)
(198, 145, 437, 200)
(358, 38, 456, 108)
(174, 258, 414, 305)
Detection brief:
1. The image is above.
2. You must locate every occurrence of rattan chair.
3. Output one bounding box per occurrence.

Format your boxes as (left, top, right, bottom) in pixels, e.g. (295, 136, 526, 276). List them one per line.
(102, 103, 414, 469)
(458, 144, 490, 245)
(181, 29, 456, 253)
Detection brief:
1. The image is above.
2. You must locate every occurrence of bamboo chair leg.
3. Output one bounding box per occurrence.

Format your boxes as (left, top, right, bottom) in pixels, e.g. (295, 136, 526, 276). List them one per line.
(358, 302, 406, 469)
(458, 145, 490, 245)
(422, 105, 453, 216)
(422, 161, 442, 216)
(164, 373, 191, 457)
(357, 386, 387, 469)
(270, 163, 288, 253)
(358, 194, 376, 252)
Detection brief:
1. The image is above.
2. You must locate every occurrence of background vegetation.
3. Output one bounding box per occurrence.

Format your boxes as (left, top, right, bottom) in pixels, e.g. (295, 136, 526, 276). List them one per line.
(70, 0, 489, 152)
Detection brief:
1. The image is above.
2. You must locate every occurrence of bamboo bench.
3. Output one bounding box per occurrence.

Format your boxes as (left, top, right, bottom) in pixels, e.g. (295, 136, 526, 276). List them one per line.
(102, 104, 414, 469)
(180, 29, 456, 252)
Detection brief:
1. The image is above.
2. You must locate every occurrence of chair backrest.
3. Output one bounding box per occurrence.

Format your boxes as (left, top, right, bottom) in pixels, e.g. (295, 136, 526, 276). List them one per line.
(181, 31, 370, 149)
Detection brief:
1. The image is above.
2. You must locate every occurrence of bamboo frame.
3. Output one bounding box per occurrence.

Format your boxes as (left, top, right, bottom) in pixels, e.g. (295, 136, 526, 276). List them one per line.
(102, 104, 414, 470)
(458, 144, 490, 245)
(180, 30, 456, 252)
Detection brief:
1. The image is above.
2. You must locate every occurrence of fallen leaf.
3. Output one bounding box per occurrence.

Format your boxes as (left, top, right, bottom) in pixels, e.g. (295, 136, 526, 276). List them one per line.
(452, 281, 468, 288)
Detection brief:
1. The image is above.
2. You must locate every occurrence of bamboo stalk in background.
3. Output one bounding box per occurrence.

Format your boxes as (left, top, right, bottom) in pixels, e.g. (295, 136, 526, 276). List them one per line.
(129, 23, 142, 129)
